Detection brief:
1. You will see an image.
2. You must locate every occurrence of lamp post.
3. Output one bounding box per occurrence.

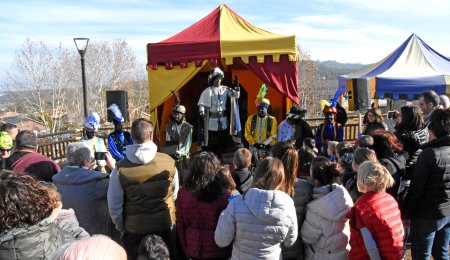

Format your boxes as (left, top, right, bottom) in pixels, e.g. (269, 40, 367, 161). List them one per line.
(74, 37, 89, 119)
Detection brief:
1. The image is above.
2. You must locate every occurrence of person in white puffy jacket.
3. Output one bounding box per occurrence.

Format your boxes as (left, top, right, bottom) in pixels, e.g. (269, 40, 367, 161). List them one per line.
(301, 156, 353, 260)
(215, 157, 298, 260)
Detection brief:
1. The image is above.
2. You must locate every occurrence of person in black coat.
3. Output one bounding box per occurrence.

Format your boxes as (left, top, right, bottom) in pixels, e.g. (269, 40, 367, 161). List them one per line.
(231, 148, 253, 194)
(404, 109, 450, 259)
(371, 129, 406, 197)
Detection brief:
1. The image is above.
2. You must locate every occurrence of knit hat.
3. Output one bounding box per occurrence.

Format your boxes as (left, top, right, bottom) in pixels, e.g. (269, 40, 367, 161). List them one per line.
(0, 131, 13, 149)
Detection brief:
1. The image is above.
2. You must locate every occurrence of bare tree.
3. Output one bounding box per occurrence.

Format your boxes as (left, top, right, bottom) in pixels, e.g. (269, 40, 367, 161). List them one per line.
(82, 39, 138, 120)
(297, 45, 321, 117)
(4, 39, 77, 133)
(3, 38, 142, 132)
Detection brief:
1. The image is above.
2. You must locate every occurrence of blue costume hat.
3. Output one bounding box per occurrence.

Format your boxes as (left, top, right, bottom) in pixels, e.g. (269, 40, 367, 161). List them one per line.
(84, 112, 101, 131)
(108, 103, 124, 123)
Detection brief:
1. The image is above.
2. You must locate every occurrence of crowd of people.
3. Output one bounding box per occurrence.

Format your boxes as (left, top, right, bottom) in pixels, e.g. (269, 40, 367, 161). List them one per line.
(0, 71, 449, 260)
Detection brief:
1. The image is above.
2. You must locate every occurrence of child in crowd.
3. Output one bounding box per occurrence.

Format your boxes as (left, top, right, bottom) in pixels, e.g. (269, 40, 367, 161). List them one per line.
(231, 148, 253, 194)
(301, 156, 353, 259)
(218, 167, 240, 197)
(137, 235, 170, 260)
(357, 135, 374, 149)
(303, 137, 318, 154)
(335, 141, 355, 185)
(272, 141, 313, 260)
(327, 141, 339, 162)
(348, 161, 403, 259)
(298, 139, 318, 177)
(335, 141, 353, 163)
(345, 147, 377, 203)
(215, 157, 298, 259)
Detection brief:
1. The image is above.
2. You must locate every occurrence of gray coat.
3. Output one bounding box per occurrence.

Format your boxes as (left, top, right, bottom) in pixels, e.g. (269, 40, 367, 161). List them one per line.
(0, 219, 74, 260)
(282, 178, 313, 260)
(215, 188, 298, 260)
(53, 166, 119, 240)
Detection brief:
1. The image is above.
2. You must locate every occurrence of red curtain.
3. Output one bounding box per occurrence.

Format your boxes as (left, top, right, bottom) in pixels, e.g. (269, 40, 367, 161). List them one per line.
(237, 55, 299, 104)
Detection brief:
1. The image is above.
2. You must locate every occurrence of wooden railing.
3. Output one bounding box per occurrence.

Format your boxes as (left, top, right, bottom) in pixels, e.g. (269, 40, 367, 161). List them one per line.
(37, 120, 361, 161)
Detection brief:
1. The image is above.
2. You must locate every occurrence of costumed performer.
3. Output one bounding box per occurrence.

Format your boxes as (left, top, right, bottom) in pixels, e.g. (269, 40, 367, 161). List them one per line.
(165, 91, 193, 181)
(107, 103, 133, 161)
(197, 67, 240, 157)
(314, 100, 344, 155)
(81, 112, 108, 172)
(244, 84, 278, 166)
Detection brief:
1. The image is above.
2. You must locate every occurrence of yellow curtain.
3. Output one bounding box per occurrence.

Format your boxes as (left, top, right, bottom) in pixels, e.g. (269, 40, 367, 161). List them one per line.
(147, 60, 207, 135)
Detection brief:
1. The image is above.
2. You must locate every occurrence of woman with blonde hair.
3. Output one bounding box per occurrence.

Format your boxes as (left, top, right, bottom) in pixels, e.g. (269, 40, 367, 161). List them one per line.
(215, 157, 297, 259)
(348, 161, 403, 259)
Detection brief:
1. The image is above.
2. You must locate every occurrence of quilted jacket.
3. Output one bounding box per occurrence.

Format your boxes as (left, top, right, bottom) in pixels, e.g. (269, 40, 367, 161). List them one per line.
(215, 188, 297, 260)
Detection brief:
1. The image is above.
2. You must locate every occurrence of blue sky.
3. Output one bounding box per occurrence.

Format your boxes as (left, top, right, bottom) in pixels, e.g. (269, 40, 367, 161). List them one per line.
(1, 0, 450, 81)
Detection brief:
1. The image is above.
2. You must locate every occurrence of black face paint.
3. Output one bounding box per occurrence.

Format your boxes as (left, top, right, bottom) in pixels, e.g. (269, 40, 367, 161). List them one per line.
(86, 131, 95, 139)
(325, 113, 334, 123)
(114, 123, 124, 133)
(172, 112, 184, 124)
(258, 107, 268, 118)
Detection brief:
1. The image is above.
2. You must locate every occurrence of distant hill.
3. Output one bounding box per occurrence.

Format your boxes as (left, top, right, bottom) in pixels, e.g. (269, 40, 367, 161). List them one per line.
(316, 60, 370, 80)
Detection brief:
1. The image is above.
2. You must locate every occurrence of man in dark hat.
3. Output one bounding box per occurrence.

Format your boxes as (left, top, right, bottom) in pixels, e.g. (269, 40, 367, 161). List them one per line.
(108, 104, 133, 161)
(278, 106, 314, 149)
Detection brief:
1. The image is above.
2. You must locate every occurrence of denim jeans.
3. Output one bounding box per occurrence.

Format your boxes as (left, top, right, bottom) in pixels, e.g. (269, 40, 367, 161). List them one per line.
(411, 216, 450, 260)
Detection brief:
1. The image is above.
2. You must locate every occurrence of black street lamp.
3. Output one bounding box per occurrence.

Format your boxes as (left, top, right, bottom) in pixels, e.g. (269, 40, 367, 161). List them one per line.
(74, 37, 89, 119)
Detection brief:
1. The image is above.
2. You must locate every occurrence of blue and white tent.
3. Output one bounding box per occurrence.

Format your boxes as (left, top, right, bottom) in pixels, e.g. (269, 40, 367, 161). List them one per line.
(339, 34, 450, 100)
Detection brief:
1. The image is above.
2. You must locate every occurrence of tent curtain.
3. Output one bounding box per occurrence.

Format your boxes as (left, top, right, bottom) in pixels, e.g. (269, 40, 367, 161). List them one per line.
(236, 55, 299, 104)
(147, 61, 207, 143)
(148, 60, 207, 112)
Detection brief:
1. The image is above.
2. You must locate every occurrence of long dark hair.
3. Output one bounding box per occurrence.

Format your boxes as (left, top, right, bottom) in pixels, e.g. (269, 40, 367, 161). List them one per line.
(271, 141, 297, 197)
(310, 156, 344, 187)
(395, 105, 423, 132)
(184, 152, 223, 202)
(372, 129, 403, 158)
(251, 157, 285, 192)
(0, 171, 56, 233)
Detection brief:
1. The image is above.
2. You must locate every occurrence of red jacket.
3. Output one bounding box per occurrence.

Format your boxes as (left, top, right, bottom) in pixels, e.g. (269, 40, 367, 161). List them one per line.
(175, 187, 231, 259)
(347, 191, 403, 260)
